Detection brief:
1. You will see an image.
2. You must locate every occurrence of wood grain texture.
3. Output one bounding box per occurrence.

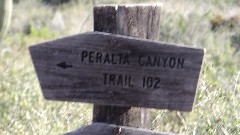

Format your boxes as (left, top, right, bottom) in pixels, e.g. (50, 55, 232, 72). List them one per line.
(93, 4, 161, 128)
(29, 32, 204, 112)
(94, 4, 161, 40)
(64, 123, 176, 135)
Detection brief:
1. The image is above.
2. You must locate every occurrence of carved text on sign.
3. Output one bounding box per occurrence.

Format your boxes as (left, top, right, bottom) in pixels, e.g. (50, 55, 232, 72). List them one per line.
(81, 50, 185, 69)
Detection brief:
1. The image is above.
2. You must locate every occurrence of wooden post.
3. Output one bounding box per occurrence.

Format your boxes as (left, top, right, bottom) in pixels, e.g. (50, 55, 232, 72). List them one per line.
(93, 4, 161, 129)
(29, 4, 205, 134)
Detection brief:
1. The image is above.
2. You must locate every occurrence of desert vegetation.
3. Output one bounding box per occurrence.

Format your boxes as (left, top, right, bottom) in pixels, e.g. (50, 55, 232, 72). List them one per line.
(0, 0, 240, 134)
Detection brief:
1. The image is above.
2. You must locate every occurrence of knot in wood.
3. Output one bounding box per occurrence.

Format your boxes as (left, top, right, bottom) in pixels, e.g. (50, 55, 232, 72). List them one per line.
(108, 38, 119, 48)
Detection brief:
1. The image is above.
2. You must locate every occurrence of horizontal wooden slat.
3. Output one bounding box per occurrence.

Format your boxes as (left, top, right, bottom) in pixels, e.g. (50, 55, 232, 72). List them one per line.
(64, 123, 175, 135)
(29, 32, 204, 111)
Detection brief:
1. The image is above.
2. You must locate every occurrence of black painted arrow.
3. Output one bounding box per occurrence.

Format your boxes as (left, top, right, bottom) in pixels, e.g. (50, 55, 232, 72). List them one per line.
(56, 62, 73, 69)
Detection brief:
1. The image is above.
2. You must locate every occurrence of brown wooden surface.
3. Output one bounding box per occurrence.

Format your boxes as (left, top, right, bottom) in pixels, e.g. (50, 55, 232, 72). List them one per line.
(94, 4, 161, 40)
(93, 4, 161, 128)
(64, 123, 176, 135)
(29, 32, 204, 111)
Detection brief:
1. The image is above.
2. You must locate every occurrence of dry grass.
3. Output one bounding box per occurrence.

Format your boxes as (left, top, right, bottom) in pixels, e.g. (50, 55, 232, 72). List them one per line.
(0, 0, 240, 134)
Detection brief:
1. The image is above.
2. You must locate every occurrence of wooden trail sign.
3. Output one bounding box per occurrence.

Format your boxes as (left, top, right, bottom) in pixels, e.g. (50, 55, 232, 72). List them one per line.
(29, 31, 204, 111)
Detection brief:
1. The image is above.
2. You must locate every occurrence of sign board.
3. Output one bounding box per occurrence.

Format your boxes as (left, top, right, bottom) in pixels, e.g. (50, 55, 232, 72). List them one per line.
(65, 123, 169, 135)
(29, 32, 204, 111)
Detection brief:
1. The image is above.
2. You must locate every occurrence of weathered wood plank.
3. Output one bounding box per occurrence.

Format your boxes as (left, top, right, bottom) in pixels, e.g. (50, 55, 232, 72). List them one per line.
(29, 31, 204, 111)
(64, 123, 176, 135)
(93, 105, 148, 128)
(93, 4, 161, 128)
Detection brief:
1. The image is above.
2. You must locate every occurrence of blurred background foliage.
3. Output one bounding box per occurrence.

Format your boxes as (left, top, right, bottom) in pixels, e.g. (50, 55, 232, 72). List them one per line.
(0, 0, 12, 39)
(0, 0, 240, 134)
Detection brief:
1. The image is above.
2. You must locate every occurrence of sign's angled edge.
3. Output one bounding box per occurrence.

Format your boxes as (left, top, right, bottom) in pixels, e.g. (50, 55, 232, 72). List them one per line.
(29, 31, 205, 52)
(191, 48, 206, 110)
